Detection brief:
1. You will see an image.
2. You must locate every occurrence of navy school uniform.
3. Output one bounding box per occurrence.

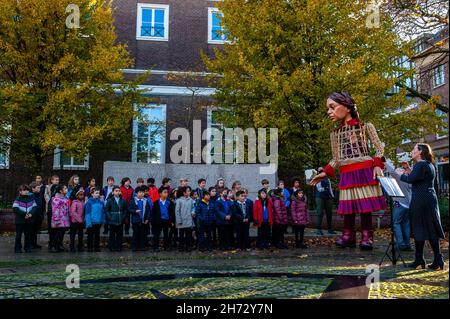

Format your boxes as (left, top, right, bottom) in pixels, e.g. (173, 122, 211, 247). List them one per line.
(105, 196, 128, 251)
(231, 199, 253, 249)
(151, 198, 175, 250)
(195, 199, 216, 251)
(129, 197, 152, 250)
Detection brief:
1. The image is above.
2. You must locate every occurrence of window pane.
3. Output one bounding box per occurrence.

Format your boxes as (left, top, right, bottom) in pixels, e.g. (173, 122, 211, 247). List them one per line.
(136, 106, 165, 163)
(61, 152, 72, 166)
(0, 152, 6, 165)
(72, 156, 85, 166)
(142, 8, 152, 23)
(154, 9, 164, 23)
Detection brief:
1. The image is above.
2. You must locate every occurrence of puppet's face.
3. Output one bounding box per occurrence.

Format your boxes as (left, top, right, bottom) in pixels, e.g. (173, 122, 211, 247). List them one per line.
(327, 98, 350, 122)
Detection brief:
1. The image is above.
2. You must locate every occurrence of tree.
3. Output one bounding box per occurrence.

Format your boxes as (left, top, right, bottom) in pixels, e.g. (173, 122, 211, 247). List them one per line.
(203, 0, 445, 171)
(381, 0, 449, 113)
(0, 0, 148, 170)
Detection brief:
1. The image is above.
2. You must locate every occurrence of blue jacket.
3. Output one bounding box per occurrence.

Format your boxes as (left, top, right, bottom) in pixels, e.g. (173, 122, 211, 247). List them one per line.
(215, 198, 232, 225)
(85, 197, 105, 228)
(129, 197, 152, 224)
(195, 199, 216, 226)
(282, 188, 291, 208)
(231, 199, 253, 223)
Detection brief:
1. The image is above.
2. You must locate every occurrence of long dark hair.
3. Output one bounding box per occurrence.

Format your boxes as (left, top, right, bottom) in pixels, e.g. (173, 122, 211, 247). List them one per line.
(328, 91, 359, 119)
(417, 143, 435, 163)
(257, 188, 268, 205)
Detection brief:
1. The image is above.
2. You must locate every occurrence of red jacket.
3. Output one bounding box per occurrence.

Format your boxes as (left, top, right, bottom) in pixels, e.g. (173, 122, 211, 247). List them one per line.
(253, 198, 273, 227)
(120, 185, 134, 204)
(148, 186, 160, 203)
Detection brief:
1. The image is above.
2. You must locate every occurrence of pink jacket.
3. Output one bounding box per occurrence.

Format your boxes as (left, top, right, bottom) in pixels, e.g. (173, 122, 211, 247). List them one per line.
(272, 196, 288, 225)
(51, 194, 70, 228)
(70, 199, 85, 224)
(291, 197, 309, 225)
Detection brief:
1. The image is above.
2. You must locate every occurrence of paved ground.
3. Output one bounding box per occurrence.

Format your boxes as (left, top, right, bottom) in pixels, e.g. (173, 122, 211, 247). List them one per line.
(0, 229, 448, 299)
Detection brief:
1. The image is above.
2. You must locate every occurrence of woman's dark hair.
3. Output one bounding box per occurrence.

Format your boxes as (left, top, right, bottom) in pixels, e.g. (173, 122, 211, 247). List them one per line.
(121, 177, 131, 186)
(417, 143, 435, 163)
(162, 177, 171, 185)
(257, 188, 267, 201)
(55, 184, 66, 194)
(18, 184, 30, 192)
(328, 91, 359, 119)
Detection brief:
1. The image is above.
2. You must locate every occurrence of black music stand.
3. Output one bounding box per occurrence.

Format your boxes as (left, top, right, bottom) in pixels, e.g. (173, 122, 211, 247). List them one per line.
(377, 176, 407, 267)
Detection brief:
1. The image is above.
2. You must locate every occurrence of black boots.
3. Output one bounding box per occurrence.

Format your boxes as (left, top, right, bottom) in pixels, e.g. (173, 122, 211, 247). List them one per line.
(407, 240, 426, 269)
(428, 239, 445, 270)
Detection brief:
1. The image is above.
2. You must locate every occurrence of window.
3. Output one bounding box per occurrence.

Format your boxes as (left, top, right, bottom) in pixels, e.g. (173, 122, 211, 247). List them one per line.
(432, 64, 445, 88)
(0, 146, 9, 169)
(208, 8, 228, 44)
(136, 3, 169, 41)
(436, 108, 448, 139)
(53, 148, 89, 170)
(207, 109, 237, 163)
(389, 55, 416, 94)
(132, 104, 166, 164)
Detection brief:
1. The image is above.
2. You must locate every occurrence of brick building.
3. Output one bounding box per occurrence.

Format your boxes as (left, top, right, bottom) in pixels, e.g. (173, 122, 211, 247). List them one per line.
(396, 28, 449, 193)
(0, 0, 229, 202)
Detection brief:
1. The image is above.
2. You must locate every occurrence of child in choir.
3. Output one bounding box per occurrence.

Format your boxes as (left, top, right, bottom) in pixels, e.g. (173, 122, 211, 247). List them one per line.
(291, 190, 309, 249)
(175, 186, 196, 252)
(13, 185, 36, 253)
(215, 188, 233, 250)
(120, 177, 134, 235)
(147, 178, 160, 203)
(231, 190, 253, 250)
(151, 186, 175, 251)
(105, 186, 128, 252)
(69, 189, 85, 252)
(253, 188, 273, 249)
(85, 188, 105, 252)
(44, 175, 59, 251)
(195, 191, 216, 252)
(29, 182, 44, 249)
(85, 177, 96, 199)
(51, 185, 71, 252)
(102, 176, 116, 234)
(67, 175, 82, 201)
(129, 186, 151, 251)
(271, 188, 288, 249)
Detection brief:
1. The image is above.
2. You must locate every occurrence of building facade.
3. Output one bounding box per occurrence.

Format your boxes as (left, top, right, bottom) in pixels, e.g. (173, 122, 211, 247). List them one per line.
(0, 0, 228, 202)
(396, 28, 449, 194)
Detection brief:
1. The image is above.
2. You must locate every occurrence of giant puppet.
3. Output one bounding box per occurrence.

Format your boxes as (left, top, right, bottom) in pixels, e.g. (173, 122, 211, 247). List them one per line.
(311, 92, 386, 250)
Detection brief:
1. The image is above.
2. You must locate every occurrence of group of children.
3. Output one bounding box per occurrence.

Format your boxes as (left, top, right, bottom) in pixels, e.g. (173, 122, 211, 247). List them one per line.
(13, 175, 309, 253)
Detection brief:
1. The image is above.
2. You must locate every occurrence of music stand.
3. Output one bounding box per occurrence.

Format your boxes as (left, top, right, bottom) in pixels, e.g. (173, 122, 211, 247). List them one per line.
(377, 176, 407, 267)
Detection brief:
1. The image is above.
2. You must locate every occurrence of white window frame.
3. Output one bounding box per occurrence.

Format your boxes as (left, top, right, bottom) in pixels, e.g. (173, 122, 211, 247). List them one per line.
(132, 104, 167, 164)
(208, 7, 229, 44)
(436, 107, 448, 139)
(432, 64, 445, 88)
(206, 107, 237, 164)
(53, 147, 89, 170)
(136, 3, 169, 41)
(0, 144, 10, 169)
